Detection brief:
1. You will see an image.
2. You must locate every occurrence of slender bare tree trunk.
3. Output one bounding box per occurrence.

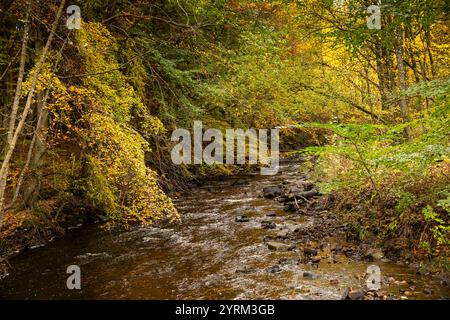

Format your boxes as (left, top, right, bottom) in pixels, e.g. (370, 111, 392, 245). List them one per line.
(365, 67, 375, 121)
(0, 3, 31, 210)
(375, 43, 388, 110)
(15, 31, 71, 207)
(424, 29, 436, 79)
(12, 80, 50, 207)
(0, 0, 66, 220)
(420, 57, 431, 114)
(405, 26, 421, 83)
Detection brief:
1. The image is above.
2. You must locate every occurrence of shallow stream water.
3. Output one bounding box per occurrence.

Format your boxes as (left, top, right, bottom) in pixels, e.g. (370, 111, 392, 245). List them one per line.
(0, 160, 448, 299)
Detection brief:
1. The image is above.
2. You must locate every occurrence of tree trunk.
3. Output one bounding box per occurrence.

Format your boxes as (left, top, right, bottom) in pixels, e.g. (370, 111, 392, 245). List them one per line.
(424, 29, 436, 78)
(0, 0, 66, 219)
(375, 42, 388, 110)
(0, 3, 31, 209)
(21, 26, 46, 206)
(10, 27, 72, 208)
(419, 57, 431, 114)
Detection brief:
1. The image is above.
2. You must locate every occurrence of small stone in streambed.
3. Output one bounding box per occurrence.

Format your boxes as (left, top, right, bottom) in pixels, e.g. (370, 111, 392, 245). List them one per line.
(231, 179, 248, 186)
(263, 186, 283, 199)
(261, 221, 276, 229)
(423, 288, 433, 295)
(364, 248, 384, 261)
(266, 211, 277, 217)
(330, 279, 339, 285)
(348, 290, 365, 300)
(302, 271, 319, 279)
(278, 258, 297, 265)
(278, 196, 289, 203)
(235, 215, 250, 222)
(205, 280, 218, 287)
(341, 287, 350, 300)
(283, 203, 296, 212)
(275, 230, 289, 239)
(266, 265, 281, 273)
(303, 248, 318, 256)
(384, 276, 395, 285)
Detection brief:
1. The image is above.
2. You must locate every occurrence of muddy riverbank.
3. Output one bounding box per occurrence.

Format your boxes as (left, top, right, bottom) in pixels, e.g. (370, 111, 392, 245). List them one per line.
(0, 157, 449, 299)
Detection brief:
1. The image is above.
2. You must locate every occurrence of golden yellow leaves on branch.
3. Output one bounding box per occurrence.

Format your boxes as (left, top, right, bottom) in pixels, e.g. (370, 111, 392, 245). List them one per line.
(36, 22, 179, 226)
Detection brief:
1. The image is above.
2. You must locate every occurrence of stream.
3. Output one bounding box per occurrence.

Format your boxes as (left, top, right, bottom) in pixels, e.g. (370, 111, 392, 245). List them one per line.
(0, 159, 449, 300)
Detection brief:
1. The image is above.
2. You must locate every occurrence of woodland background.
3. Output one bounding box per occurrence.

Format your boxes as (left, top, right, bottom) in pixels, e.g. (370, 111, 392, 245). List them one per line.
(0, 0, 448, 266)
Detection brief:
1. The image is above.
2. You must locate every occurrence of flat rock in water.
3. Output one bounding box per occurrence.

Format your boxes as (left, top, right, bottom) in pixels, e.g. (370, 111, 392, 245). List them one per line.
(267, 241, 294, 251)
(235, 266, 257, 274)
(266, 265, 282, 273)
(232, 179, 248, 186)
(302, 271, 319, 279)
(75, 252, 111, 261)
(235, 215, 250, 222)
(275, 230, 290, 239)
(261, 221, 277, 229)
(304, 248, 318, 256)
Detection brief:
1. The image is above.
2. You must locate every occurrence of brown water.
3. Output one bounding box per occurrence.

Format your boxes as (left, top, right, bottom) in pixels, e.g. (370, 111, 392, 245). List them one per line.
(0, 161, 449, 300)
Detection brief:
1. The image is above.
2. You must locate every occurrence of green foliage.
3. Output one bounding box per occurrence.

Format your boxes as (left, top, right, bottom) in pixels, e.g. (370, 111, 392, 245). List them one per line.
(300, 78, 449, 253)
(423, 203, 450, 246)
(299, 86, 449, 191)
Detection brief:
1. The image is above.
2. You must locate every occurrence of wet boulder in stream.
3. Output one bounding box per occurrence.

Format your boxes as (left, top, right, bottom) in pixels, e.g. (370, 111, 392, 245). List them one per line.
(304, 248, 318, 256)
(266, 265, 282, 273)
(263, 186, 283, 199)
(347, 290, 365, 300)
(267, 241, 295, 251)
(235, 215, 250, 222)
(261, 221, 277, 229)
(364, 248, 384, 261)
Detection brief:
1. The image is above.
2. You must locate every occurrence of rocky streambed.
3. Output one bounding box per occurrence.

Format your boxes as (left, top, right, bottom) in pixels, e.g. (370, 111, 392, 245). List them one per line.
(0, 156, 449, 299)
